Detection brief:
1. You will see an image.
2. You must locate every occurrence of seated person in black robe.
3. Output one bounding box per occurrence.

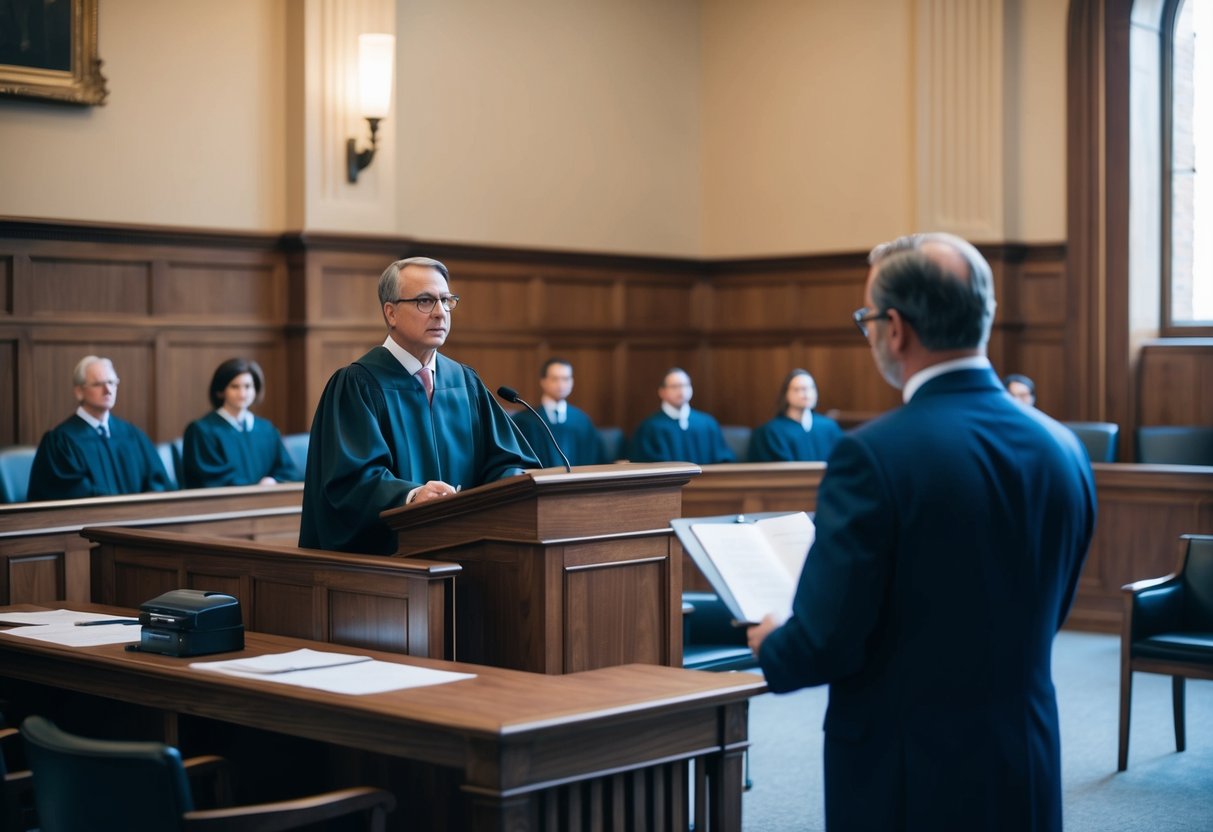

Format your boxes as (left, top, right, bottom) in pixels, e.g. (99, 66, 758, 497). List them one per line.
(510, 358, 606, 467)
(627, 368, 734, 464)
(749, 369, 843, 462)
(299, 256, 540, 555)
(27, 355, 172, 501)
(182, 357, 299, 488)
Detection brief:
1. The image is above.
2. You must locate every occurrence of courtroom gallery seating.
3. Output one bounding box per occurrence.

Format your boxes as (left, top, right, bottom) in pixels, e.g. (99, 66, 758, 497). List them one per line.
(0, 447, 35, 504)
(155, 440, 182, 490)
(20, 716, 396, 831)
(1136, 426, 1213, 466)
(282, 432, 310, 478)
(1063, 421, 1119, 463)
(682, 590, 758, 672)
(596, 426, 625, 462)
(720, 425, 752, 462)
(1118, 534, 1213, 770)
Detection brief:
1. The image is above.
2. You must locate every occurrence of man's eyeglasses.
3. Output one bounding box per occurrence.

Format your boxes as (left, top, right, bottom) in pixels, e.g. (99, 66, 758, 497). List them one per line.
(390, 295, 460, 314)
(852, 307, 891, 338)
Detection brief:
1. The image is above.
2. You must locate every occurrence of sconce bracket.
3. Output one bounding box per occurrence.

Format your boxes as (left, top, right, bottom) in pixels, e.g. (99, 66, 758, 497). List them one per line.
(347, 117, 382, 183)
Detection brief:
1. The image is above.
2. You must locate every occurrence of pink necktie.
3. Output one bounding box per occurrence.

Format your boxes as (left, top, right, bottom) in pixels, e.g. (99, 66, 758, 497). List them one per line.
(417, 367, 433, 402)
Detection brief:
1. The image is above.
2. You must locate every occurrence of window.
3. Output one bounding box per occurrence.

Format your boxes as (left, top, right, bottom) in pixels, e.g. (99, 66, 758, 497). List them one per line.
(1166, 0, 1212, 328)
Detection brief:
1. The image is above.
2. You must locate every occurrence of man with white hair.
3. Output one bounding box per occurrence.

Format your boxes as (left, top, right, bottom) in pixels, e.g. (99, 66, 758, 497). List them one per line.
(27, 356, 171, 500)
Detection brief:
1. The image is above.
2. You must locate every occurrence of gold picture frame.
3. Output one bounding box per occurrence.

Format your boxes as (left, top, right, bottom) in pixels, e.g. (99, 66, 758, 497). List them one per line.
(0, 0, 107, 105)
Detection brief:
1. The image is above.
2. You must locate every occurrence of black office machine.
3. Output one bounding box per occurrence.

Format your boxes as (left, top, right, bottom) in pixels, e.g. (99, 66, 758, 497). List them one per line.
(137, 590, 244, 657)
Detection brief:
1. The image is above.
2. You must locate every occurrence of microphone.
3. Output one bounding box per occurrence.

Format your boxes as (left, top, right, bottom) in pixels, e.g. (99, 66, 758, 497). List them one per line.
(497, 386, 573, 473)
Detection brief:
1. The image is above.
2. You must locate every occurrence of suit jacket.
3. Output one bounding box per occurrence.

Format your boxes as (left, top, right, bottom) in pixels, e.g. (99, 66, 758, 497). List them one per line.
(758, 366, 1096, 831)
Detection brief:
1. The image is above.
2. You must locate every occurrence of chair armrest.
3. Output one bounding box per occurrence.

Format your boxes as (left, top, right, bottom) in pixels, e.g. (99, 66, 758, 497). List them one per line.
(183, 786, 395, 832)
(183, 754, 231, 808)
(1122, 577, 1184, 641)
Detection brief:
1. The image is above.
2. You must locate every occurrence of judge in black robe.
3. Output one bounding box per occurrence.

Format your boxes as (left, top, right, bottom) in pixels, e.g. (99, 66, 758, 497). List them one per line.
(748, 369, 843, 462)
(626, 368, 734, 464)
(182, 358, 299, 488)
(27, 356, 171, 501)
(299, 257, 539, 555)
(509, 358, 605, 467)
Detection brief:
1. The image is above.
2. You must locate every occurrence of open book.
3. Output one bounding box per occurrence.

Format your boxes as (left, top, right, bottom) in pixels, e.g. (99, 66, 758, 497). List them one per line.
(672, 512, 815, 626)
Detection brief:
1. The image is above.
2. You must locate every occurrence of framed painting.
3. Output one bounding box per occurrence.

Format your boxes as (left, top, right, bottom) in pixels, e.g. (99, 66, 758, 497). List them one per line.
(0, 0, 107, 105)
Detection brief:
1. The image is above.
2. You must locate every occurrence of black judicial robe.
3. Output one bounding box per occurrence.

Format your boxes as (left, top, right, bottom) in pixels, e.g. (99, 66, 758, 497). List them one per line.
(510, 404, 605, 468)
(299, 347, 540, 554)
(27, 415, 172, 501)
(748, 413, 844, 462)
(626, 409, 735, 464)
(182, 411, 299, 489)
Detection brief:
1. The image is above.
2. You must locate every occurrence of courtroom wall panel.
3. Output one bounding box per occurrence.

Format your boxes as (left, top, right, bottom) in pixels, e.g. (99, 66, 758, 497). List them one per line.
(1138, 341, 1213, 427)
(7, 220, 1186, 477)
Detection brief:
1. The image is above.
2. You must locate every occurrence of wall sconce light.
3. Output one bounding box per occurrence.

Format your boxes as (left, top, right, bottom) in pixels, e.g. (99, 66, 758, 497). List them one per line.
(347, 33, 395, 183)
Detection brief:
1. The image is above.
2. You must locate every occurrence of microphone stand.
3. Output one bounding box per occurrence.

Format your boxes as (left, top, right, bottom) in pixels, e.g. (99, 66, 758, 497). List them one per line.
(497, 386, 573, 473)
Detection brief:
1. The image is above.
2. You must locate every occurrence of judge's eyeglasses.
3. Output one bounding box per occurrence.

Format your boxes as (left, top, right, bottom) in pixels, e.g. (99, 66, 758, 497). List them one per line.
(390, 295, 460, 314)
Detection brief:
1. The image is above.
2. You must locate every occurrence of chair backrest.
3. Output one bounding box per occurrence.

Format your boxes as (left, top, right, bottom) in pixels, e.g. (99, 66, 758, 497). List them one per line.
(0, 447, 36, 504)
(596, 426, 624, 462)
(21, 716, 193, 832)
(1063, 421, 1119, 463)
(720, 425, 752, 462)
(155, 441, 180, 490)
(1136, 425, 1213, 465)
(1181, 535, 1213, 631)
(282, 432, 310, 478)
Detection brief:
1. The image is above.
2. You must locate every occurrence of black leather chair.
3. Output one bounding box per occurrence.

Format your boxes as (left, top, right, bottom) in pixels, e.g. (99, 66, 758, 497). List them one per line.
(720, 426, 752, 462)
(282, 432, 310, 479)
(21, 716, 395, 831)
(0, 727, 34, 832)
(682, 591, 758, 672)
(1118, 534, 1213, 771)
(1063, 421, 1119, 462)
(596, 426, 625, 462)
(0, 447, 36, 504)
(1135, 426, 1213, 465)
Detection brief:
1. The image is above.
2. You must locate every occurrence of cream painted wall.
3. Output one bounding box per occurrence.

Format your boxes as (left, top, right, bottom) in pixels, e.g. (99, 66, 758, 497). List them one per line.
(394, 0, 702, 257)
(0, 0, 286, 231)
(700, 0, 917, 257)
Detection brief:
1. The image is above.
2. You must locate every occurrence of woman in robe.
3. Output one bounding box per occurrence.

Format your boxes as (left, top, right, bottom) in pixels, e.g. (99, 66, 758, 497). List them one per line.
(182, 358, 299, 488)
(748, 369, 842, 462)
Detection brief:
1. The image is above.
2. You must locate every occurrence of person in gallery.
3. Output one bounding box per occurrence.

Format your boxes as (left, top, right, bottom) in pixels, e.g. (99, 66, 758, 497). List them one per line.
(747, 369, 843, 462)
(1004, 372, 1037, 407)
(27, 355, 172, 500)
(747, 232, 1096, 831)
(510, 358, 606, 467)
(181, 357, 299, 488)
(299, 256, 539, 555)
(626, 368, 734, 464)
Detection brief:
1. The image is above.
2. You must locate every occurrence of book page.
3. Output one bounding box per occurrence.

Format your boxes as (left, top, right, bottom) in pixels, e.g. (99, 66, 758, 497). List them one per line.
(755, 512, 815, 581)
(691, 523, 796, 625)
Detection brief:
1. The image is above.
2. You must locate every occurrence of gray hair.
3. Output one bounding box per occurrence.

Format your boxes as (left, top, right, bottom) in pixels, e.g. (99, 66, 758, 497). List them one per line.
(866, 232, 996, 350)
(377, 256, 451, 308)
(73, 355, 113, 386)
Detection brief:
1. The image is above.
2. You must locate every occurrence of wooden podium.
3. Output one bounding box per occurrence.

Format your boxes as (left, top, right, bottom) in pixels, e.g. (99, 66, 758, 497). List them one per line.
(381, 463, 699, 674)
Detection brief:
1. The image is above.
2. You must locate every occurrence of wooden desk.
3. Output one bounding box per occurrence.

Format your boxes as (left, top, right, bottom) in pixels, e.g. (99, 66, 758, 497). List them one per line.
(84, 526, 458, 659)
(0, 612, 764, 832)
(0, 484, 303, 605)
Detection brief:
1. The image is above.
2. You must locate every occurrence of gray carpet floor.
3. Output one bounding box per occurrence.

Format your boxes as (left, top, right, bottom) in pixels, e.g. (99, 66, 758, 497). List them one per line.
(741, 630, 1213, 831)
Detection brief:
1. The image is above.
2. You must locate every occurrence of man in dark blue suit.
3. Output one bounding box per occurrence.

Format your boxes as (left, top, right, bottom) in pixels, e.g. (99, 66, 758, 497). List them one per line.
(748, 233, 1096, 831)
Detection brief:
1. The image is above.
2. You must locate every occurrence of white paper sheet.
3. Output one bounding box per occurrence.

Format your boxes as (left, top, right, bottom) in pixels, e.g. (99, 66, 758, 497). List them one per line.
(191, 649, 475, 695)
(692, 511, 815, 625)
(0, 610, 135, 626)
(0, 618, 142, 646)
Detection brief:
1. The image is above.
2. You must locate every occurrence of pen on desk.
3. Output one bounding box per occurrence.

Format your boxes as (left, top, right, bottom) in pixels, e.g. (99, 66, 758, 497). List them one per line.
(74, 619, 141, 627)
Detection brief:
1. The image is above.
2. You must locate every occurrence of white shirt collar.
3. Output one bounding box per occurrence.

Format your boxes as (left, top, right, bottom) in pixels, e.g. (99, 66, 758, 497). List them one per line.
(800, 410, 814, 431)
(76, 407, 108, 431)
(216, 409, 252, 432)
(541, 396, 566, 423)
(902, 356, 992, 403)
(661, 402, 690, 430)
(382, 336, 436, 378)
